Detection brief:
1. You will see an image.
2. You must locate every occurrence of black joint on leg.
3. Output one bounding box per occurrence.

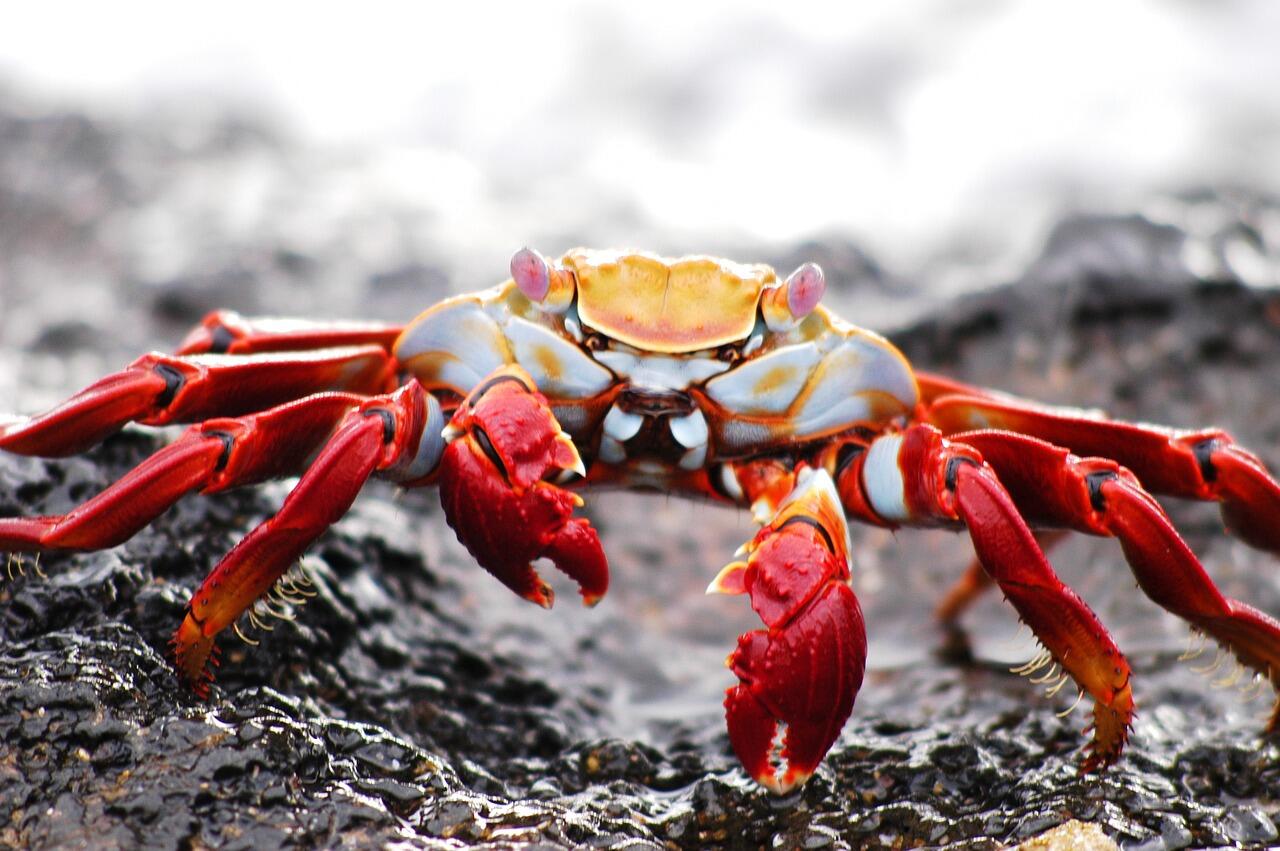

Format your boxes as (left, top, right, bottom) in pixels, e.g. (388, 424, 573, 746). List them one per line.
(207, 430, 235, 472)
(469, 373, 532, 403)
(834, 442, 866, 482)
(1191, 438, 1222, 484)
(363, 408, 396, 444)
(775, 515, 838, 556)
(1085, 470, 1118, 512)
(208, 323, 235, 354)
(472, 424, 510, 482)
(945, 456, 979, 492)
(184, 602, 207, 628)
(153, 364, 185, 408)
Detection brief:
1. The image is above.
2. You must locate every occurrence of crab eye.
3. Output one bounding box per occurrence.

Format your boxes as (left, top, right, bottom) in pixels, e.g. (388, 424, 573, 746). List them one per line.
(584, 332, 608, 351)
(510, 247, 576, 313)
(717, 343, 744, 364)
(762, 262, 826, 331)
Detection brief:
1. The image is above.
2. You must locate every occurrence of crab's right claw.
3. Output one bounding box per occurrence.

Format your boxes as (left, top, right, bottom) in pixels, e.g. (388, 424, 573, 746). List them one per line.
(716, 468, 867, 793)
(438, 365, 608, 608)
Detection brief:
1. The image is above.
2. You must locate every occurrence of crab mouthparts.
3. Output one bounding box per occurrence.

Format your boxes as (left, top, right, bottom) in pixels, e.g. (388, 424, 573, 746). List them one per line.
(617, 387, 695, 417)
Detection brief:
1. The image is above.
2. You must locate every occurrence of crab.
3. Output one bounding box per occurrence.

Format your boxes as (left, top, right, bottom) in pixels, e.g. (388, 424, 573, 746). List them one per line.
(3, 247, 1280, 794)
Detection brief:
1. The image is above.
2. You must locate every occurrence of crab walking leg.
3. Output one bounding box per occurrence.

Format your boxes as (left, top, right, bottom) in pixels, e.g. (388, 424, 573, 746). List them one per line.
(935, 530, 1068, 622)
(0, 346, 396, 458)
(709, 466, 866, 794)
(171, 381, 437, 694)
(918, 372, 1280, 555)
(833, 424, 1135, 771)
(177, 310, 403, 356)
(956, 429, 1280, 725)
(0, 394, 377, 553)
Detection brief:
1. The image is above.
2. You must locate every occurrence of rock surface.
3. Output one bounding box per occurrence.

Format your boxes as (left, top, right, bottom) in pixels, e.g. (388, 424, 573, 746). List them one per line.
(2, 98, 1280, 849)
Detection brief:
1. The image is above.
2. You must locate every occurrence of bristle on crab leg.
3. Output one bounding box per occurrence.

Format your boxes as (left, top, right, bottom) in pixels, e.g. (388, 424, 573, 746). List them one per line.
(1057, 689, 1086, 718)
(1010, 648, 1053, 676)
(4, 552, 43, 580)
(1178, 629, 1208, 661)
(232, 563, 318, 647)
(1214, 662, 1246, 689)
(1239, 672, 1269, 702)
(3, 552, 41, 581)
(1030, 663, 1061, 686)
(1045, 672, 1072, 698)
(233, 622, 260, 646)
(1190, 647, 1227, 675)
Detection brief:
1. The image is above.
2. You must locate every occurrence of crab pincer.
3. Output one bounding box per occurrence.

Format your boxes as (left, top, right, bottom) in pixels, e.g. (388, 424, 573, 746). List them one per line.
(713, 468, 867, 793)
(437, 365, 608, 608)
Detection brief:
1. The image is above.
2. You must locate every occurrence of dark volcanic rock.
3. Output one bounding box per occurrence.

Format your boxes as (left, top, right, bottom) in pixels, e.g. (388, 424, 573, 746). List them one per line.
(3, 96, 1280, 849)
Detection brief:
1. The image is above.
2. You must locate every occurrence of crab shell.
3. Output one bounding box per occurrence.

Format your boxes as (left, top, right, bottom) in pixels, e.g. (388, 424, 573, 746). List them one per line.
(394, 248, 920, 467)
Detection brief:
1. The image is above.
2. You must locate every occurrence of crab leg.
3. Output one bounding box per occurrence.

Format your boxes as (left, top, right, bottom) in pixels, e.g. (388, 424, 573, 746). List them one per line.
(957, 429, 1280, 724)
(709, 466, 866, 793)
(177, 310, 403, 356)
(918, 372, 1280, 554)
(0, 393, 374, 554)
(834, 424, 1135, 771)
(171, 381, 434, 693)
(0, 346, 396, 457)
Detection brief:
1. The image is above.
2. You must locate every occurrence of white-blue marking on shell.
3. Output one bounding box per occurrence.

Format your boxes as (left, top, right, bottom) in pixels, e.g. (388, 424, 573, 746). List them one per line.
(396, 301, 507, 391)
(503, 316, 614, 397)
(706, 334, 916, 440)
(398, 295, 614, 399)
(702, 343, 821, 414)
(790, 338, 915, 434)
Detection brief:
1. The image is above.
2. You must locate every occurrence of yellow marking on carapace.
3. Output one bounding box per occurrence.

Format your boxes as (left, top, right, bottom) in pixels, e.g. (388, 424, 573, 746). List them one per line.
(399, 352, 460, 391)
(532, 344, 563, 382)
(753, 365, 796, 397)
(564, 248, 775, 353)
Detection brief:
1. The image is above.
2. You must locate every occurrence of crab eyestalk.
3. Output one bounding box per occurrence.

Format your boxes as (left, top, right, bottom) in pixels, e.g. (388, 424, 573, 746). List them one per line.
(762, 262, 826, 332)
(511, 247, 576, 313)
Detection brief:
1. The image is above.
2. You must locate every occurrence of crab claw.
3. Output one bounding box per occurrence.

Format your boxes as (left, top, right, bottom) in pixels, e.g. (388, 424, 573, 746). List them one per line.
(438, 365, 607, 607)
(720, 468, 866, 793)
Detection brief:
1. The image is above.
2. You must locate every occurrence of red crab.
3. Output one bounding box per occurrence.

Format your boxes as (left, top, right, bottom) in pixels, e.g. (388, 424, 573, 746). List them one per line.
(3, 247, 1279, 793)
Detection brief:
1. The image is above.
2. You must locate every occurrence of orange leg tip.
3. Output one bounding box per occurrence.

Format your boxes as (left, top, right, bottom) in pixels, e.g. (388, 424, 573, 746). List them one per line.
(170, 613, 217, 696)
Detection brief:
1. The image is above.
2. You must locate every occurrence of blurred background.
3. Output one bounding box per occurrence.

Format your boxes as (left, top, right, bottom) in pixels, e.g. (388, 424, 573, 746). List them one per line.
(3, 1, 1278, 342)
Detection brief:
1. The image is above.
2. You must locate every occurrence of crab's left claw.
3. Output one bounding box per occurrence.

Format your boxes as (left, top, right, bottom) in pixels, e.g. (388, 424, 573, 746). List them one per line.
(438, 365, 608, 608)
(713, 468, 866, 793)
